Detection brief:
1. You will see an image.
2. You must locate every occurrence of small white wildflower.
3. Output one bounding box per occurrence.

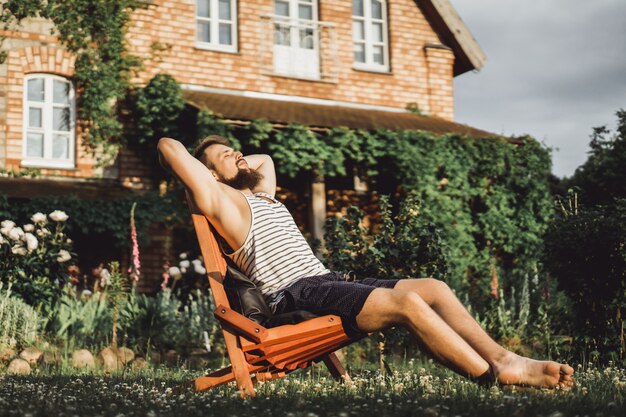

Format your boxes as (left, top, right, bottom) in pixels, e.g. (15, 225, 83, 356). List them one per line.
(31, 212, 47, 225)
(57, 249, 71, 263)
(11, 245, 27, 256)
(179, 260, 190, 268)
(49, 210, 69, 222)
(168, 266, 182, 280)
(23, 224, 35, 232)
(24, 233, 38, 252)
(81, 290, 93, 299)
(192, 259, 202, 266)
(179, 252, 188, 260)
(8, 227, 24, 241)
(193, 264, 206, 275)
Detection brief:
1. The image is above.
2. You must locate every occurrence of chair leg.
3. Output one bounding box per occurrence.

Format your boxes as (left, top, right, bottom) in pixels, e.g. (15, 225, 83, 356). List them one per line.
(194, 366, 236, 392)
(323, 352, 351, 383)
(223, 329, 256, 398)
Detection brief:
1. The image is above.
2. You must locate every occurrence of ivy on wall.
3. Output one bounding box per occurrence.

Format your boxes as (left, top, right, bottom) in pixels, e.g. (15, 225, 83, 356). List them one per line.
(1, 0, 140, 162)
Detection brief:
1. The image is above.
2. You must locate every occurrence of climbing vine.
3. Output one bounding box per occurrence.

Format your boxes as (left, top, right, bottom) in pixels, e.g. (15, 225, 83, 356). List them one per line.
(1, 0, 140, 162)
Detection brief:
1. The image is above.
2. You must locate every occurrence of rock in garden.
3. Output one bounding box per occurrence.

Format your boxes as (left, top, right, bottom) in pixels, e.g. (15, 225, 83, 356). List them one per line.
(165, 349, 179, 366)
(71, 349, 95, 369)
(148, 350, 161, 364)
(7, 358, 31, 375)
(116, 347, 135, 365)
(97, 347, 121, 372)
(0, 347, 16, 364)
(19, 347, 43, 366)
(42, 350, 62, 366)
(131, 357, 148, 370)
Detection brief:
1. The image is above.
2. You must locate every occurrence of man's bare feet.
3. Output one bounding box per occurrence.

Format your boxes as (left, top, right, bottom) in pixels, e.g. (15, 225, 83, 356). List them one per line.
(493, 352, 575, 388)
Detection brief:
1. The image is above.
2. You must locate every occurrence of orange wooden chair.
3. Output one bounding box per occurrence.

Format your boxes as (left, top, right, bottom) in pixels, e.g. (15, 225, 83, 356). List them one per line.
(189, 209, 358, 398)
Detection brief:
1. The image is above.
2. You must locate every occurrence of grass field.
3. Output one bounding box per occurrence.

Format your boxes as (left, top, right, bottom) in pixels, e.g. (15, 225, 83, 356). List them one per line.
(0, 361, 624, 417)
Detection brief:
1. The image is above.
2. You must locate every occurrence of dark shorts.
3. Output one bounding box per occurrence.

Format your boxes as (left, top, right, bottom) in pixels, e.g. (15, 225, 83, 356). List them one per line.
(270, 272, 399, 338)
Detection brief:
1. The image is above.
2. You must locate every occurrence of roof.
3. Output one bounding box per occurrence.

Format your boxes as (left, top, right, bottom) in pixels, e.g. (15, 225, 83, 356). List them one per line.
(184, 90, 492, 138)
(0, 177, 131, 199)
(418, 0, 487, 75)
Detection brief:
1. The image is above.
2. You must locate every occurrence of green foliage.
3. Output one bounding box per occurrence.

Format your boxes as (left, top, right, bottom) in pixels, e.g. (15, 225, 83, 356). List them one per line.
(1, 0, 141, 162)
(0, 212, 76, 312)
(0, 283, 41, 348)
(568, 109, 626, 205)
(544, 194, 626, 358)
(122, 289, 220, 353)
(323, 195, 448, 280)
(0, 189, 188, 250)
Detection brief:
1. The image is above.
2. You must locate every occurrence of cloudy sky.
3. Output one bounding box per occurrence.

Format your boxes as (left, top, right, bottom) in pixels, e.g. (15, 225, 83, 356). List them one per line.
(449, 0, 626, 178)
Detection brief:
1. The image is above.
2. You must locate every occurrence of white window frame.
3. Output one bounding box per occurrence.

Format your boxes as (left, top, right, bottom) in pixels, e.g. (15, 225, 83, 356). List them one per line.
(22, 74, 76, 169)
(195, 0, 238, 53)
(352, 0, 390, 72)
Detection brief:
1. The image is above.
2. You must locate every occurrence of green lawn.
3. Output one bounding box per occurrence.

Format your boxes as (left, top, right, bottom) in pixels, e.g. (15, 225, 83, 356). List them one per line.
(0, 362, 624, 417)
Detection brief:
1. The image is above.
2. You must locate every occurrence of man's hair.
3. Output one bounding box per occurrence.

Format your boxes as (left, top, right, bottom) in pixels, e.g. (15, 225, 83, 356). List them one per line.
(192, 135, 232, 169)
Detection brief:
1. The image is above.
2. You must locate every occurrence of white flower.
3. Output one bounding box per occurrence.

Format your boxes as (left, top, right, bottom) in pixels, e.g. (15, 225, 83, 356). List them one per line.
(0, 234, 4, 245)
(66, 238, 72, 244)
(23, 224, 35, 232)
(81, 290, 93, 299)
(192, 259, 202, 266)
(180, 267, 187, 274)
(179, 260, 190, 268)
(179, 252, 188, 260)
(1, 220, 15, 231)
(168, 266, 182, 280)
(36, 228, 51, 237)
(8, 227, 24, 241)
(24, 233, 38, 252)
(31, 212, 47, 225)
(11, 245, 27, 256)
(57, 249, 71, 263)
(49, 210, 69, 222)
(193, 264, 207, 275)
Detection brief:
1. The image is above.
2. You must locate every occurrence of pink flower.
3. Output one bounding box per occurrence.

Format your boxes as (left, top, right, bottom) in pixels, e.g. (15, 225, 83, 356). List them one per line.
(161, 262, 170, 290)
(490, 264, 499, 298)
(128, 202, 141, 282)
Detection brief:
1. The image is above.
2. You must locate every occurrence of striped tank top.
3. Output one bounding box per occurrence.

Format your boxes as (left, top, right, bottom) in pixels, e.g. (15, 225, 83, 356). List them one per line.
(224, 192, 329, 297)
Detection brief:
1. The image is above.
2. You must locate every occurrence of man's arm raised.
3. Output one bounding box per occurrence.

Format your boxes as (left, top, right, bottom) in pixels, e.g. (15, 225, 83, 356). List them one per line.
(243, 154, 276, 196)
(157, 137, 219, 216)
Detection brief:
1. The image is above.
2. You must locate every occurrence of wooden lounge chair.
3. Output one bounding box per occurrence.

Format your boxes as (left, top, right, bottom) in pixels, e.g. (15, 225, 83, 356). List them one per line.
(188, 208, 358, 398)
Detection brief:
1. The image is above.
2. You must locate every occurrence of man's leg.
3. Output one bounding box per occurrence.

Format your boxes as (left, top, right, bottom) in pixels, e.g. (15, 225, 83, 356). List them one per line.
(355, 288, 491, 379)
(393, 279, 574, 387)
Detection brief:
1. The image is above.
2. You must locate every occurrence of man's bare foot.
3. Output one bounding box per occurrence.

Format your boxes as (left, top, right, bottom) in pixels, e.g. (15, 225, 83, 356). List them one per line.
(493, 352, 575, 388)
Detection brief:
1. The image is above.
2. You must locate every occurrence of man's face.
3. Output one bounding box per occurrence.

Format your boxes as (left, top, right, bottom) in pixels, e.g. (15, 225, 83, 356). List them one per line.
(204, 144, 263, 190)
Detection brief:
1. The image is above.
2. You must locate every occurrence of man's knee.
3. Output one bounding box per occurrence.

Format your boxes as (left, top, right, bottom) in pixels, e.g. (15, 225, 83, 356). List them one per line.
(390, 290, 430, 323)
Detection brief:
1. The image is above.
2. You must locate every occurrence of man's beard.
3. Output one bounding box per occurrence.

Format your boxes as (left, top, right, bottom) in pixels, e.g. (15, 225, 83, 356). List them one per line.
(221, 168, 264, 190)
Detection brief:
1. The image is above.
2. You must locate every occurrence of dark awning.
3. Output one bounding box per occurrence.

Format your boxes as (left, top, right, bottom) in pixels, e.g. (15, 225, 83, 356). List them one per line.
(183, 90, 493, 138)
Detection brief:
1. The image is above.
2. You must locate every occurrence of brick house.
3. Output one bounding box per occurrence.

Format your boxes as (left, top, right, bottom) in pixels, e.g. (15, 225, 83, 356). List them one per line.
(0, 0, 487, 290)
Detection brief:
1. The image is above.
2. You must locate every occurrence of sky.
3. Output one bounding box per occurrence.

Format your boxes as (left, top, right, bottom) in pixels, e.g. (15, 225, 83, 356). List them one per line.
(448, 0, 626, 178)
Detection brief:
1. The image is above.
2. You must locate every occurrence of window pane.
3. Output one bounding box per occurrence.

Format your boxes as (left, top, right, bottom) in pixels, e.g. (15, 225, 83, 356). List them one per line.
(197, 0, 210, 18)
(372, 22, 383, 42)
(371, 0, 382, 19)
(275, 1, 289, 17)
(299, 28, 314, 49)
(353, 0, 364, 17)
(218, 0, 231, 20)
(352, 20, 364, 40)
(53, 107, 70, 131)
(219, 23, 232, 45)
(197, 22, 211, 42)
(298, 4, 312, 20)
(26, 133, 44, 157)
(353, 43, 365, 63)
(53, 80, 70, 104)
(53, 135, 69, 159)
(27, 78, 44, 102)
(274, 23, 291, 45)
(372, 45, 384, 64)
(29, 107, 42, 128)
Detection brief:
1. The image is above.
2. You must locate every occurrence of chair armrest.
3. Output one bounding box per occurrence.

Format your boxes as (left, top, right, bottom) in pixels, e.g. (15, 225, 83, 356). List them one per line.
(214, 305, 268, 343)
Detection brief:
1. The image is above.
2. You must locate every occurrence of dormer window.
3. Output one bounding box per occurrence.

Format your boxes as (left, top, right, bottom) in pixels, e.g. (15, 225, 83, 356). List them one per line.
(352, 0, 389, 72)
(196, 0, 238, 52)
(22, 74, 75, 169)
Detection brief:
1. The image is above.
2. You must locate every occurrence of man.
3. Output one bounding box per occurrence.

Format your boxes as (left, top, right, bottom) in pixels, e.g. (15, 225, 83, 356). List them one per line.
(158, 135, 575, 388)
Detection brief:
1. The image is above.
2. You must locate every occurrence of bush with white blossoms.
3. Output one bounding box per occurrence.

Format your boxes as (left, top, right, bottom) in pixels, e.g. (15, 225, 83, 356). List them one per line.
(0, 211, 76, 311)
(162, 252, 208, 300)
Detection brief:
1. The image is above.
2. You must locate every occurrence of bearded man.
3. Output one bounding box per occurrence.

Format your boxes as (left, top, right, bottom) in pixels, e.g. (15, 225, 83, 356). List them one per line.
(157, 135, 574, 388)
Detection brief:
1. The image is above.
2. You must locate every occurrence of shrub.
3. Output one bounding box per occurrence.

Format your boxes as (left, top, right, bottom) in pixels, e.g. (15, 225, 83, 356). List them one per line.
(323, 195, 448, 281)
(0, 283, 41, 348)
(544, 195, 626, 359)
(0, 211, 76, 311)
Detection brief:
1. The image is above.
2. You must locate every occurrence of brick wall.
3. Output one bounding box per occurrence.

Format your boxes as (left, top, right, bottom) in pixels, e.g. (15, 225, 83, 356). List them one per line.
(127, 0, 455, 119)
